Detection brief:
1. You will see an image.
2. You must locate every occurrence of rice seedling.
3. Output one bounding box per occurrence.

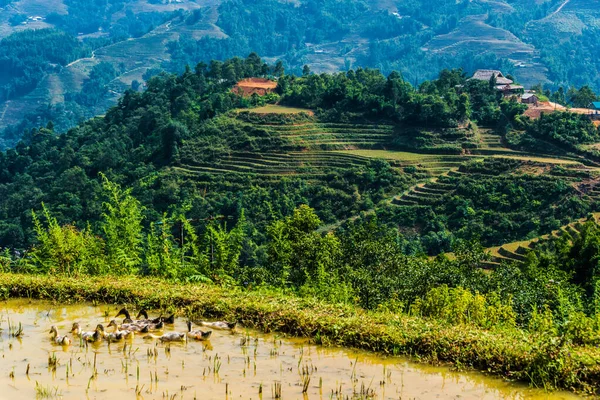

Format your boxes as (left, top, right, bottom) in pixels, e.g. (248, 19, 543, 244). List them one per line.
(272, 381, 282, 399)
(301, 374, 311, 393)
(34, 382, 61, 399)
(48, 353, 58, 371)
(213, 354, 222, 374)
(8, 319, 23, 337)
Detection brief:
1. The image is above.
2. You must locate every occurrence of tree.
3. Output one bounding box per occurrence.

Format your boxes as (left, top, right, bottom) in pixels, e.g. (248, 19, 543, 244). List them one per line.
(30, 204, 106, 276)
(568, 85, 597, 108)
(457, 93, 472, 122)
(273, 60, 285, 77)
(302, 65, 311, 77)
(100, 174, 145, 275)
(160, 120, 186, 162)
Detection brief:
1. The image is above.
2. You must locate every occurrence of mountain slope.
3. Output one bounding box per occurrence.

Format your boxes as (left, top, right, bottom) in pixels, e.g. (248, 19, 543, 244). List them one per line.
(1, 0, 600, 149)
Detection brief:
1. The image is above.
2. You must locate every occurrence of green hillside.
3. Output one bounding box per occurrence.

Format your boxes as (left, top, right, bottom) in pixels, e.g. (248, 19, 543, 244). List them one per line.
(2, 56, 599, 257)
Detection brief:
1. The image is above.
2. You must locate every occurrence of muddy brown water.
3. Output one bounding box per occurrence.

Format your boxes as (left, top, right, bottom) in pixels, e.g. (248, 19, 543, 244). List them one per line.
(0, 299, 582, 400)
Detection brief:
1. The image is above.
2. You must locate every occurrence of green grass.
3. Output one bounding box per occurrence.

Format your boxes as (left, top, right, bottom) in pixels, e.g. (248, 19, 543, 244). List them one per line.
(0, 273, 598, 395)
(489, 155, 581, 165)
(246, 105, 314, 114)
(334, 149, 470, 162)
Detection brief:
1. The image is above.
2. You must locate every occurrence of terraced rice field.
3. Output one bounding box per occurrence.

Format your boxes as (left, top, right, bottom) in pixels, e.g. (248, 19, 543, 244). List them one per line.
(269, 123, 396, 149)
(245, 105, 313, 114)
(178, 151, 373, 177)
(479, 213, 600, 269)
(178, 115, 590, 184)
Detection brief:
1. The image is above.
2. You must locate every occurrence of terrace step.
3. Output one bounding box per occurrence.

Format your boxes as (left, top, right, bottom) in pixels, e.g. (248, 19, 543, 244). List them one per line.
(281, 133, 393, 139)
(413, 186, 450, 195)
(392, 198, 419, 206)
(401, 192, 440, 205)
(515, 246, 530, 255)
(469, 149, 534, 156)
(498, 247, 526, 262)
(480, 261, 501, 270)
(565, 225, 580, 239)
(447, 170, 465, 177)
(224, 158, 366, 169)
(491, 256, 513, 264)
(412, 186, 445, 197)
(428, 182, 455, 190)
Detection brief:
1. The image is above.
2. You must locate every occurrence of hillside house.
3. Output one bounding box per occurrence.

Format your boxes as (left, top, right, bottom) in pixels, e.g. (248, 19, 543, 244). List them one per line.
(232, 78, 277, 97)
(471, 69, 513, 85)
(590, 102, 600, 121)
(470, 69, 523, 96)
(521, 93, 539, 105)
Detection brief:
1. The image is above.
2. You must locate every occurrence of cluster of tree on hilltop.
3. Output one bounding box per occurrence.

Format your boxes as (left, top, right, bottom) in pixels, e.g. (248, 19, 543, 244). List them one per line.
(3, 0, 600, 151)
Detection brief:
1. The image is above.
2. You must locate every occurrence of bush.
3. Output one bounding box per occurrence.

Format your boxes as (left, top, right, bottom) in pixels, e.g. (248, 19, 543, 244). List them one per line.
(410, 285, 516, 328)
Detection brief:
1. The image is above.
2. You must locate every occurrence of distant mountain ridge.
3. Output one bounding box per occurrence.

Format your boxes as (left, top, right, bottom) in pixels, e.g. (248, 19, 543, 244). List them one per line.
(0, 0, 599, 148)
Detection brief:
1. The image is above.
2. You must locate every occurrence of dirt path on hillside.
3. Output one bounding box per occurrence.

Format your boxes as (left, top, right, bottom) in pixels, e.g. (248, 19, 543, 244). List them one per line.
(0, 100, 10, 125)
(550, 0, 571, 17)
(67, 50, 97, 68)
(524, 101, 598, 119)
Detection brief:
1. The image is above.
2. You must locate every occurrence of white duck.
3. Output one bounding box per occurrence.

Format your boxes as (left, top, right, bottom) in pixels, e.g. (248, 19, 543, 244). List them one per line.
(143, 332, 186, 343)
(71, 323, 104, 342)
(196, 320, 237, 330)
(49, 326, 72, 346)
(186, 321, 212, 341)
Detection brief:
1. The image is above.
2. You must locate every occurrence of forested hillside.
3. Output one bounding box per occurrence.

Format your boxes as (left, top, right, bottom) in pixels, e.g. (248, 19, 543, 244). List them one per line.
(1, 0, 600, 149)
(0, 54, 598, 254)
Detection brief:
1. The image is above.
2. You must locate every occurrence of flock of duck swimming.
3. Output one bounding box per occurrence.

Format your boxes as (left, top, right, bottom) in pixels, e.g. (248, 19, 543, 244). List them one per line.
(49, 308, 237, 346)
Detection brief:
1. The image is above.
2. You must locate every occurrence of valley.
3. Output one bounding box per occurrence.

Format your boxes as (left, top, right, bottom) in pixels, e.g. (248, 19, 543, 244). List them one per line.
(2, 0, 600, 147)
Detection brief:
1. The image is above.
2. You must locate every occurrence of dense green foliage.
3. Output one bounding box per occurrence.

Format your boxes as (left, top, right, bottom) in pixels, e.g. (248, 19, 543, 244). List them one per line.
(0, 56, 598, 341)
(0, 56, 589, 256)
(0, 29, 89, 101)
(46, 0, 174, 39)
(528, 112, 600, 148)
(378, 158, 594, 254)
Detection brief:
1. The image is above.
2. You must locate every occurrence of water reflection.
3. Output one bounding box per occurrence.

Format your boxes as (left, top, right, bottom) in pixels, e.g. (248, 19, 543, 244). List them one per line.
(0, 299, 581, 399)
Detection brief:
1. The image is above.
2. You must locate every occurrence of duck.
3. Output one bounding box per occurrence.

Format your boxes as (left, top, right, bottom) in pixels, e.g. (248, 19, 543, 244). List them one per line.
(115, 308, 147, 325)
(49, 326, 72, 346)
(106, 320, 135, 341)
(186, 321, 212, 341)
(71, 323, 104, 342)
(196, 320, 237, 330)
(108, 319, 150, 333)
(162, 313, 176, 324)
(89, 325, 104, 343)
(136, 309, 162, 324)
(145, 319, 164, 332)
(143, 332, 186, 343)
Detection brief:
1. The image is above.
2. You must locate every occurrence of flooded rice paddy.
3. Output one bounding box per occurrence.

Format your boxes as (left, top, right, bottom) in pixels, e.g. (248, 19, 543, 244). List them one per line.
(0, 299, 583, 400)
